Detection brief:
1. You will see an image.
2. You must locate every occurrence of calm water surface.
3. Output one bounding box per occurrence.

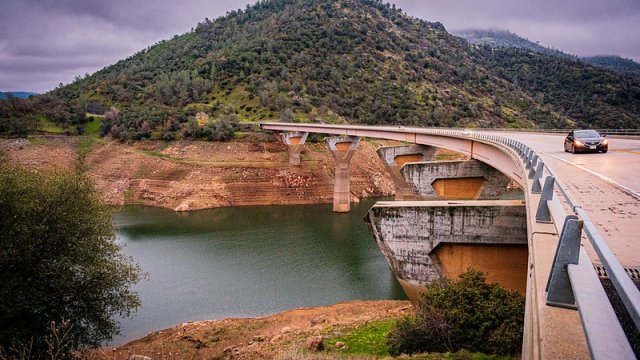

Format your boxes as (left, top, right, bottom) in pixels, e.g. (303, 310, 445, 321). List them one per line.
(112, 199, 406, 344)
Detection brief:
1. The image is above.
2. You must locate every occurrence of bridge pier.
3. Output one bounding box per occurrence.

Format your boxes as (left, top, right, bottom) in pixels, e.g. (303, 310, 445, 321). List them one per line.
(376, 145, 438, 200)
(326, 136, 360, 213)
(281, 132, 309, 165)
(365, 200, 528, 302)
(401, 159, 517, 200)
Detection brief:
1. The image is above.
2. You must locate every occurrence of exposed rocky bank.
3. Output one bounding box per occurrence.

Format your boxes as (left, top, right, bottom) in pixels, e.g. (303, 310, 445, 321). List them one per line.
(1, 135, 395, 211)
(93, 300, 412, 360)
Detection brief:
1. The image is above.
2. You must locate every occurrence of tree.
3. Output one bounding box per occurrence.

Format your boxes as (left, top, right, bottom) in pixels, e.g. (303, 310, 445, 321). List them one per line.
(280, 108, 294, 123)
(0, 161, 142, 358)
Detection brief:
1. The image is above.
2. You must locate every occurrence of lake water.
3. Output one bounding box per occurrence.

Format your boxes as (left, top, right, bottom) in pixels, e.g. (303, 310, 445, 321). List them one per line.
(112, 199, 406, 344)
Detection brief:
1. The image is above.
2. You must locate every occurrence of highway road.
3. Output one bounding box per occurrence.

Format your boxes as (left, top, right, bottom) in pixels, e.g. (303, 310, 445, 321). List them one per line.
(495, 132, 640, 268)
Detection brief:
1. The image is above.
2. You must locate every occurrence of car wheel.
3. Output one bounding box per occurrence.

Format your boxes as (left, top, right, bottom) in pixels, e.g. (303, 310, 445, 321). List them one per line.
(601, 149, 608, 153)
(564, 143, 568, 152)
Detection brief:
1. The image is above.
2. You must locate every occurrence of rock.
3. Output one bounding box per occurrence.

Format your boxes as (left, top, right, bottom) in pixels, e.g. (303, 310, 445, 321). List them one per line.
(306, 336, 325, 352)
(175, 202, 190, 211)
(309, 315, 326, 326)
(252, 335, 265, 343)
(269, 334, 282, 344)
(334, 341, 348, 350)
(128, 356, 152, 360)
(223, 345, 239, 355)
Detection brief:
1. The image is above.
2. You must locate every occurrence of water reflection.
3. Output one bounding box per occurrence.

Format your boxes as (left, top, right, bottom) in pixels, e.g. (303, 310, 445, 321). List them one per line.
(112, 199, 405, 344)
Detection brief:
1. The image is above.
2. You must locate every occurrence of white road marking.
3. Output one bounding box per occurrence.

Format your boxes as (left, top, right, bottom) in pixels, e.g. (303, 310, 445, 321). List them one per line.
(540, 151, 640, 200)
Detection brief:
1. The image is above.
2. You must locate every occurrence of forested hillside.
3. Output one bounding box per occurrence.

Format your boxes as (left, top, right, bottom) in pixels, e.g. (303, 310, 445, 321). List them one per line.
(458, 29, 640, 80)
(1, 0, 639, 139)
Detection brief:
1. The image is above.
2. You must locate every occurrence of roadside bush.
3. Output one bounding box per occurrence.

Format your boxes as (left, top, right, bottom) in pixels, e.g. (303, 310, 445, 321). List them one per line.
(387, 269, 525, 356)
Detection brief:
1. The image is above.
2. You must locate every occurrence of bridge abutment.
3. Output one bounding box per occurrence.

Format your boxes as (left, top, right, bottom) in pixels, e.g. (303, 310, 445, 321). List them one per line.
(326, 136, 360, 213)
(365, 200, 528, 302)
(281, 132, 309, 165)
(376, 145, 438, 200)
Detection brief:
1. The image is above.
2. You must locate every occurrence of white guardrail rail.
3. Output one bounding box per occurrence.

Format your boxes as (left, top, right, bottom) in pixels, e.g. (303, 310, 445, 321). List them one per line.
(458, 128, 640, 136)
(458, 130, 640, 359)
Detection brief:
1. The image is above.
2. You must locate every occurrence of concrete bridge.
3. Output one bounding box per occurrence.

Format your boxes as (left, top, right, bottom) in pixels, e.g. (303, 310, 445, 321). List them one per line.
(261, 122, 640, 359)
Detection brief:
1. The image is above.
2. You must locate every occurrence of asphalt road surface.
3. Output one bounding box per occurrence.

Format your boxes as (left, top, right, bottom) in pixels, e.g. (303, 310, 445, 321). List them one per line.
(495, 132, 640, 268)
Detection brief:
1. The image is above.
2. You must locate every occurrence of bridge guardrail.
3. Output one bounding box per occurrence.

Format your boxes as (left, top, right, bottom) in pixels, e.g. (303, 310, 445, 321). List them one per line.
(462, 130, 639, 359)
(412, 127, 640, 136)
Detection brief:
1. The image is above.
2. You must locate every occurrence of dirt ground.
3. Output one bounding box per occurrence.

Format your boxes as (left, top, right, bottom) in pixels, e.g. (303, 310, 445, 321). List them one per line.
(1, 135, 395, 211)
(89, 300, 412, 360)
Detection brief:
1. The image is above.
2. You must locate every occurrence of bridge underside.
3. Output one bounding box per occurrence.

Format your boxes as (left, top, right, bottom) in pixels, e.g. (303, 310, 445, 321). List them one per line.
(365, 200, 528, 302)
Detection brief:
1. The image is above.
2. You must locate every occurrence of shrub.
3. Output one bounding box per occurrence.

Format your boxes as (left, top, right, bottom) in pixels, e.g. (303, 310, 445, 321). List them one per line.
(387, 269, 525, 356)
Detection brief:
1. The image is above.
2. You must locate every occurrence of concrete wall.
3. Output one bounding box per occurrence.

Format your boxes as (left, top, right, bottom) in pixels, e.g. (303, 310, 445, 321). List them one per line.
(376, 145, 438, 200)
(401, 159, 515, 200)
(365, 200, 527, 301)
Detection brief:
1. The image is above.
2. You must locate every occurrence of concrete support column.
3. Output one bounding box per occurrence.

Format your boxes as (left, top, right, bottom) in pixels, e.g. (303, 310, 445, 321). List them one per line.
(376, 145, 438, 200)
(325, 136, 360, 213)
(281, 132, 309, 165)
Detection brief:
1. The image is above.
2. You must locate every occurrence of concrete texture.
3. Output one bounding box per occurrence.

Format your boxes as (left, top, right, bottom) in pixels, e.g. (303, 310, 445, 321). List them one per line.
(281, 132, 309, 165)
(401, 159, 515, 200)
(365, 200, 527, 302)
(376, 145, 438, 200)
(325, 136, 360, 212)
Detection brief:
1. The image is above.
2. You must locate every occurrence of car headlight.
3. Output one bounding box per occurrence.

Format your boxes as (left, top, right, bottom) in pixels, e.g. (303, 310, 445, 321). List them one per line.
(602, 139, 608, 145)
(574, 140, 583, 146)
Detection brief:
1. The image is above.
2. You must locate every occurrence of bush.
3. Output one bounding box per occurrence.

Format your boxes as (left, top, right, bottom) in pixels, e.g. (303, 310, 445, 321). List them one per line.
(387, 269, 525, 356)
(0, 162, 142, 358)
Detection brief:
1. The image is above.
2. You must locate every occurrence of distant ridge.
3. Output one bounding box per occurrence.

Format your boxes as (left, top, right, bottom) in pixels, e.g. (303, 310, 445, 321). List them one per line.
(455, 29, 640, 79)
(0, 91, 38, 99)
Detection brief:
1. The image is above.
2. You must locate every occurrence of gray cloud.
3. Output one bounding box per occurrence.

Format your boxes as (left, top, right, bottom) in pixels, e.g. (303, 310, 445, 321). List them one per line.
(1, 0, 638, 93)
(400, 0, 640, 59)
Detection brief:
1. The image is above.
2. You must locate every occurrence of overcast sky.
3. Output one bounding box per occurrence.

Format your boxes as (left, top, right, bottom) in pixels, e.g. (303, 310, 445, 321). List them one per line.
(1, 0, 639, 93)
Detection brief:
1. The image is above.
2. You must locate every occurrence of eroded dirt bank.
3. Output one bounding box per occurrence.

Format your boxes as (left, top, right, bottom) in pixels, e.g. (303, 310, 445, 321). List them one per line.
(1, 135, 394, 211)
(95, 300, 412, 360)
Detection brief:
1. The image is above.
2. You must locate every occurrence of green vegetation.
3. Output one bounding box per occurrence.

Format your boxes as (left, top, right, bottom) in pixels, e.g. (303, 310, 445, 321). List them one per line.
(386, 269, 525, 357)
(327, 320, 396, 356)
(84, 116, 102, 135)
(457, 29, 640, 80)
(1, 0, 639, 138)
(0, 160, 142, 358)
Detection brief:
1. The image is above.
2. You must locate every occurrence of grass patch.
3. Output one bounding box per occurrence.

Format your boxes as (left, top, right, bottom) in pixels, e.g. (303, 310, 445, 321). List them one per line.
(326, 320, 395, 356)
(40, 120, 66, 134)
(77, 136, 95, 159)
(84, 116, 102, 135)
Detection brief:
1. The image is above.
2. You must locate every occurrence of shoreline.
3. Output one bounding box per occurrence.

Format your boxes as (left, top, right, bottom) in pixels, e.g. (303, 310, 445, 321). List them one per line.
(96, 300, 413, 359)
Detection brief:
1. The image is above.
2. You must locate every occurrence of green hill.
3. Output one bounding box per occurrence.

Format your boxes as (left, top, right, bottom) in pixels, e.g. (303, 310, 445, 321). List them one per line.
(2, 0, 639, 138)
(582, 55, 640, 79)
(456, 29, 640, 80)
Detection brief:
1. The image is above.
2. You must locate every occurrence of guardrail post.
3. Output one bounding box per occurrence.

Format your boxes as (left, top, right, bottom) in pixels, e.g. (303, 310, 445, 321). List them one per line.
(536, 176, 555, 223)
(546, 215, 583, 309)
(527, 154, 538, 170)
(530, 162, 544, 193)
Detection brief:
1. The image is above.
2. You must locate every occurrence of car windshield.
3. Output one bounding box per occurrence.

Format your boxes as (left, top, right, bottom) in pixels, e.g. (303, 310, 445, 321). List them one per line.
(574, 130, 600, 138)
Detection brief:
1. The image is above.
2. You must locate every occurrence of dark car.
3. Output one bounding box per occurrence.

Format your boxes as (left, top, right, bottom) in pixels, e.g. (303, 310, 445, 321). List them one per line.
(564, 130, 608, 153)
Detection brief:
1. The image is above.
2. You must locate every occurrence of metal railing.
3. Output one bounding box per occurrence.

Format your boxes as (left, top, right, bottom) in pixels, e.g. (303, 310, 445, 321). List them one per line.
(459, 128, 640, 136)
(462, 130, 639, 359)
